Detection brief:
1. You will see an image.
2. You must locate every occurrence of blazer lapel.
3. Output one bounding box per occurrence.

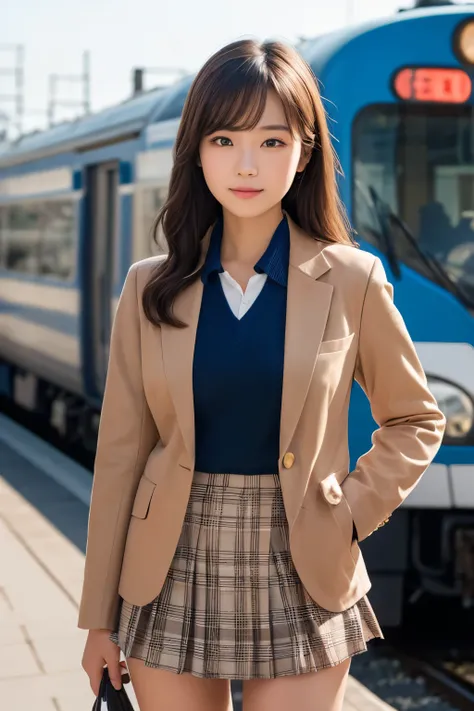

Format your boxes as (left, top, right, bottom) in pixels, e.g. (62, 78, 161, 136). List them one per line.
(160, 226, 213, 467)
(279, 216, 333, 460)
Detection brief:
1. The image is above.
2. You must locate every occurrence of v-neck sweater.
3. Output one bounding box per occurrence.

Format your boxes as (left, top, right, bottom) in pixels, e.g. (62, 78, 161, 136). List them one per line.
(192, 217, 289, 475)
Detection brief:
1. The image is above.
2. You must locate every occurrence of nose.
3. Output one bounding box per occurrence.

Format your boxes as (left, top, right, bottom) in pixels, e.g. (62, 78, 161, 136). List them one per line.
(237, 149, 258, 178)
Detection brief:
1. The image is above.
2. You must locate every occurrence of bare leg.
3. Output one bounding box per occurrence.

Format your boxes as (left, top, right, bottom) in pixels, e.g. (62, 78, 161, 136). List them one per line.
(126, 658, 234, 711)
(242, 658, 351, 711)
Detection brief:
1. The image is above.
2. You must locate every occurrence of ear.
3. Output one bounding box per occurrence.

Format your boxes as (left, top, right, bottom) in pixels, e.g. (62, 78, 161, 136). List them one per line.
(296, 145, 312, 173)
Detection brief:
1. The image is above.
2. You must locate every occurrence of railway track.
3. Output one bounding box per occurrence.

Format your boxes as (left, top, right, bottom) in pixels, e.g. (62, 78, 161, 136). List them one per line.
(397, 651, 474, 711)
(350, 641, 474, 711)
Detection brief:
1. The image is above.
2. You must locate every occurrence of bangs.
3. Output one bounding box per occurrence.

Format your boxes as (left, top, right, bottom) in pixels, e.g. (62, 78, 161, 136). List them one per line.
(197, 60, 304, 139)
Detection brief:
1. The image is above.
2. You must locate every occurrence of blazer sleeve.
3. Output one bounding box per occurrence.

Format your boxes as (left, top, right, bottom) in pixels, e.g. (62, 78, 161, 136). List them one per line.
(342, 257, 446, 542)
(77, 263, 160, 630)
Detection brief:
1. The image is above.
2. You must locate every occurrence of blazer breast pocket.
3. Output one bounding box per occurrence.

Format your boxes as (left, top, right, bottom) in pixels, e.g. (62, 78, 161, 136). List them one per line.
(318, 332, 355, 355)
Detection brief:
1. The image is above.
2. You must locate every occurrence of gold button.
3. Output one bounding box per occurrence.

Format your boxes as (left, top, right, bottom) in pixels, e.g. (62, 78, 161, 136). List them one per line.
(283, 452, 295, 469)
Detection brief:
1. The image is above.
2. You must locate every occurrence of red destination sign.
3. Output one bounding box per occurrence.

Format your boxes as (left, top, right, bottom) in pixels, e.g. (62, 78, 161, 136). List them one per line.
(393, 67, 472, 104)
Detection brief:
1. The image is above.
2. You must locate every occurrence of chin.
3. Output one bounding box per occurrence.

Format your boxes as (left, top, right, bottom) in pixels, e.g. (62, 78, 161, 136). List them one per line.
(219, 198, 276, 219)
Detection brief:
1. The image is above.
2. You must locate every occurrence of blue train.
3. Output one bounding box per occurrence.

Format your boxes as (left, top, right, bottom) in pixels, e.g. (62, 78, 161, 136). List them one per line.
(1, 3, 473, 625)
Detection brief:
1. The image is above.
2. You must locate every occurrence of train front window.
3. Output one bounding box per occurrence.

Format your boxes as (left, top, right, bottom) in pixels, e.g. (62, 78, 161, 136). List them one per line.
(353, 104, 474, 306)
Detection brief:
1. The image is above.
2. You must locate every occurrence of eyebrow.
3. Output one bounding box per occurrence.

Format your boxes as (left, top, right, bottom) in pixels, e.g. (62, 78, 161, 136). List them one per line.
(257, 124, 291, 132)
(212, 124, 291, 134)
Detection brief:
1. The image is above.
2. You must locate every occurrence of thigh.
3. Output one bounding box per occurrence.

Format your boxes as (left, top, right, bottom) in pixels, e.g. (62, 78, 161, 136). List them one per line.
(126, 658, 233, 711)
(242, 658, 351, 711)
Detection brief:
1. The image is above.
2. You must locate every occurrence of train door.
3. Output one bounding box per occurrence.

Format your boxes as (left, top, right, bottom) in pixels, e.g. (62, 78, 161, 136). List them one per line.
(84, 161, 119, 397)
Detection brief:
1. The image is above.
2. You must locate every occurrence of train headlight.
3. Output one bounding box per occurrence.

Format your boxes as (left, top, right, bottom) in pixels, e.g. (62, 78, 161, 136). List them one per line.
(454, 20, 474, 66)
(427, 376, 474, 442)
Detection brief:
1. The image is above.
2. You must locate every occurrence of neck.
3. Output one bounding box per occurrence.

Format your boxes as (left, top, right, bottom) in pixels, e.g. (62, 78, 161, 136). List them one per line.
(220, 204, 284, 267)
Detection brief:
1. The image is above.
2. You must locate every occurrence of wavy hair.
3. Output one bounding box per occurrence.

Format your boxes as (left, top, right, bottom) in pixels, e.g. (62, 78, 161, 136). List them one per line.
(142, 39, 355, 327)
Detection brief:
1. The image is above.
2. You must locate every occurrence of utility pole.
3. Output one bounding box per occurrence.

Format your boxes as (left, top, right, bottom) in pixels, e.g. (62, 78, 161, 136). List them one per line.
(47, 50, 91, 127)
(0, 44, 24, 137)
(131, 66, 187, 96)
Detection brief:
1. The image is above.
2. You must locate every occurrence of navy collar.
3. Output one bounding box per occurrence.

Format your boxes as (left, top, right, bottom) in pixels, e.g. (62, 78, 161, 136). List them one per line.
(201, 214, 289, 287)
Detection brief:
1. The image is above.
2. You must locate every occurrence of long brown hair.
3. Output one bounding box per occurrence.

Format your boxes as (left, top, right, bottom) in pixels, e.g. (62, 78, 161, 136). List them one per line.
(142, 39, 355, 328)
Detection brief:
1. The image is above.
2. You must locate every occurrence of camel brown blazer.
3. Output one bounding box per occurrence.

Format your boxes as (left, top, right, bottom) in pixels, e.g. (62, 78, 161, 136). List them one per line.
(77, 214, 446, 631)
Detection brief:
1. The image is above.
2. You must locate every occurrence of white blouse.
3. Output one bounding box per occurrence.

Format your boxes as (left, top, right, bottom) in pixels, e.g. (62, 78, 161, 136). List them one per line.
(218, 270, 268, 320)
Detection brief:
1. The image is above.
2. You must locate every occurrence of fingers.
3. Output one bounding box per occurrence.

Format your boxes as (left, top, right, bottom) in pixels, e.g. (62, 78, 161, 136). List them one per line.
(106, 655, 123, 691)
(87, 662, 126, 696)
(82, 634, 125, 696)
(89, 665, 104, 698)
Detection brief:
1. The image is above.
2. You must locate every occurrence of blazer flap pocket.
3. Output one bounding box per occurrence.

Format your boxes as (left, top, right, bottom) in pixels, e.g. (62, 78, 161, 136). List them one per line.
(319, 333, 354, 355)
(320, 472, 344, 505)
(131, 476, 156, 519)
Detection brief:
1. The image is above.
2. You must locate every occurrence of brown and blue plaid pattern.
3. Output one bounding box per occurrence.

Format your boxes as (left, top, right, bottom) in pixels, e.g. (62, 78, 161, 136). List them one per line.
(109, 471, 383, 679)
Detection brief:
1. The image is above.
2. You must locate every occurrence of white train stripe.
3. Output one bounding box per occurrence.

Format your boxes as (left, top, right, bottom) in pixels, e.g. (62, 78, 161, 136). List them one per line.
(0, 167, 72, 196)
(0, 314, 80, 367)
(401, 463, 451, 508)
(0, 279, 79, 315)
(136, 148, 173, 182)
(450, 465, 474, 508)
(118, 184, 134, 195)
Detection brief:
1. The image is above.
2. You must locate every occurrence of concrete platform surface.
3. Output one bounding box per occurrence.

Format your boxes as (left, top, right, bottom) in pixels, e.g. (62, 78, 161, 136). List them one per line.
(0, 417, 394, 711)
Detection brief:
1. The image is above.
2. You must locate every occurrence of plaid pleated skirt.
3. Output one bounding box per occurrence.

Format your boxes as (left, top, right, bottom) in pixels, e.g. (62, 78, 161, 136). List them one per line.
(109, 471, 383, 679)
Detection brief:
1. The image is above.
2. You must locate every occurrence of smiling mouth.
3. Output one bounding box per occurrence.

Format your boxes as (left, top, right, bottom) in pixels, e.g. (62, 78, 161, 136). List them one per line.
(229, 188, 264, 198)
(230, 188, 263, 192)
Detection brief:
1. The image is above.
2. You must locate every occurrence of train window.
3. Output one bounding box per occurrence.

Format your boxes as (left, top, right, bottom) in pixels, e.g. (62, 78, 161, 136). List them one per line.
(38, 201, 76, 279)
(353, 104, 474, 303)
(5, 204, 41, 274)
(3, 199, 76, 279)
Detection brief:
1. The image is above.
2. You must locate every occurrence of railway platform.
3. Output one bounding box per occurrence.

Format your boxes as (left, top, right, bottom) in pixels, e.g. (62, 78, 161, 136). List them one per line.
(0, 413, 395, 711)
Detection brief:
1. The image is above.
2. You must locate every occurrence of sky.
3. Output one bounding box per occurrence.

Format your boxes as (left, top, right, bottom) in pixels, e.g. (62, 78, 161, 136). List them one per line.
(0, 0, 462, 135)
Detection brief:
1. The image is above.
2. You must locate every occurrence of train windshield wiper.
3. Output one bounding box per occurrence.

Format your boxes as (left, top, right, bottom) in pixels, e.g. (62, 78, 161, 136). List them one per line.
(422, 248, 474, 311)
(365, 185, 474, 310)
(388, 210, 474, 311)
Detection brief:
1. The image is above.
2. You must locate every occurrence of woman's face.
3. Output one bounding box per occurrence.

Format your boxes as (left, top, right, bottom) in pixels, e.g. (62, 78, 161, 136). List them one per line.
(199, 90, 308, 218)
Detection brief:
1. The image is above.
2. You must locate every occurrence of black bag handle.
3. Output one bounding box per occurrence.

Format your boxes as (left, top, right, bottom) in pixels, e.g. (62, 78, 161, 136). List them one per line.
(92, 666, 134, 711)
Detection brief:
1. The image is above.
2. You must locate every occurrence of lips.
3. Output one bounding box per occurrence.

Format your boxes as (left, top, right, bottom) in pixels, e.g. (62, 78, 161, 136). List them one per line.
(229, 187, 264, 199)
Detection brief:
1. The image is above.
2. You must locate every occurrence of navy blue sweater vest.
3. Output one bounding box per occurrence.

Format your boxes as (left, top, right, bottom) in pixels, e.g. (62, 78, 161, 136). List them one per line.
(192, 216, 289, 475)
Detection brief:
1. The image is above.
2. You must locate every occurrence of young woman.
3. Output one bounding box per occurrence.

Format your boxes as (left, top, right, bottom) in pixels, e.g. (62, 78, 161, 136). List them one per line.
(79, 39, 446, 711)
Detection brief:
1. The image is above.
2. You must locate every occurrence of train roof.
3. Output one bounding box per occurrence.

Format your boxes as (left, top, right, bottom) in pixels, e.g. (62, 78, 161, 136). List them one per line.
(0, 75, 194, 168)
(0, 4, 471, 170)
(301, 4, 472, 71)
